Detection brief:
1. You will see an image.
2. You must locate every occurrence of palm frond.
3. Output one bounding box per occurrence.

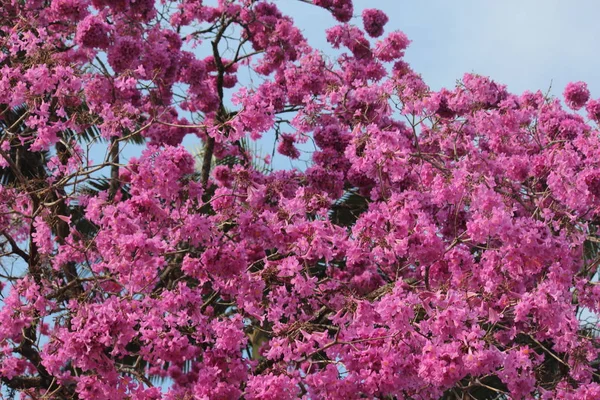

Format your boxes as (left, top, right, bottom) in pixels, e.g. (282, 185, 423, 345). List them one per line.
(0, 104, 49, 187)
(81, 177, 131, 200)
(328, 188, 369, 227)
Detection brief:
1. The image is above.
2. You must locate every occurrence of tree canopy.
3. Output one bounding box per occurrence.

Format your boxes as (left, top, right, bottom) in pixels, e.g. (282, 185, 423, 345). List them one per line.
(1, 1, 600, 399)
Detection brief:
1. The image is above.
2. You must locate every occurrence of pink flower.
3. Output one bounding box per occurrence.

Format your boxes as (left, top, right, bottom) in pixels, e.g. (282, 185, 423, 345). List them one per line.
(362, 9, 389, 38)
(277, 134, 300, 159)
(586, 98, 600, 122)
(376, 31, 411, 61)
(75, 15, 111, 49)
(314, 0, 353, 22)
(245, 373, 299, 400)
(32, 215, 54, 255)
(107, 37, 142, 73)
(563, 81, 590, 110)
(50, 0, 88, 20)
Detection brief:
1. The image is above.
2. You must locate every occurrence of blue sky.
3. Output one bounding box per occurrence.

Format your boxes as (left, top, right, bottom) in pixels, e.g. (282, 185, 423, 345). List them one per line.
(49, 1, 600, 172)
(276, 0, 600, 95)
(186, 0, 600, 170)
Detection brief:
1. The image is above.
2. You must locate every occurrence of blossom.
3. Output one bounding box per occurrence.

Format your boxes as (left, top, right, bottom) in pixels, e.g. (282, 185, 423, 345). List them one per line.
(107, 37, 143, 73)
(586, 98, 600, 122)
(75, 15, 111, 49)
(563, 81, 590, 110)
(362, 8, 389, 38)
(376, 31, 411, 61)
(277, 134, 300, 159)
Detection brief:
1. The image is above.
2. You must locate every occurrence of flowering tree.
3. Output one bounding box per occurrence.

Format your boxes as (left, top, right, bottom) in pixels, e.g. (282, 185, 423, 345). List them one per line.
(2, 0, 600, 399)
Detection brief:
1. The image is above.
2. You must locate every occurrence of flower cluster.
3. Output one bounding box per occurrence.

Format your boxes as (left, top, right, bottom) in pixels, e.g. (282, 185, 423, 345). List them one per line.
(1, 1, 600, 399)
(563, 81, 590, 110)
(362, 8, 389, 37)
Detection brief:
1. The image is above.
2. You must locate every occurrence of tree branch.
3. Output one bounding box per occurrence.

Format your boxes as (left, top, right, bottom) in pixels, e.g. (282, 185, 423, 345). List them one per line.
(1, 230, 29, 262)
